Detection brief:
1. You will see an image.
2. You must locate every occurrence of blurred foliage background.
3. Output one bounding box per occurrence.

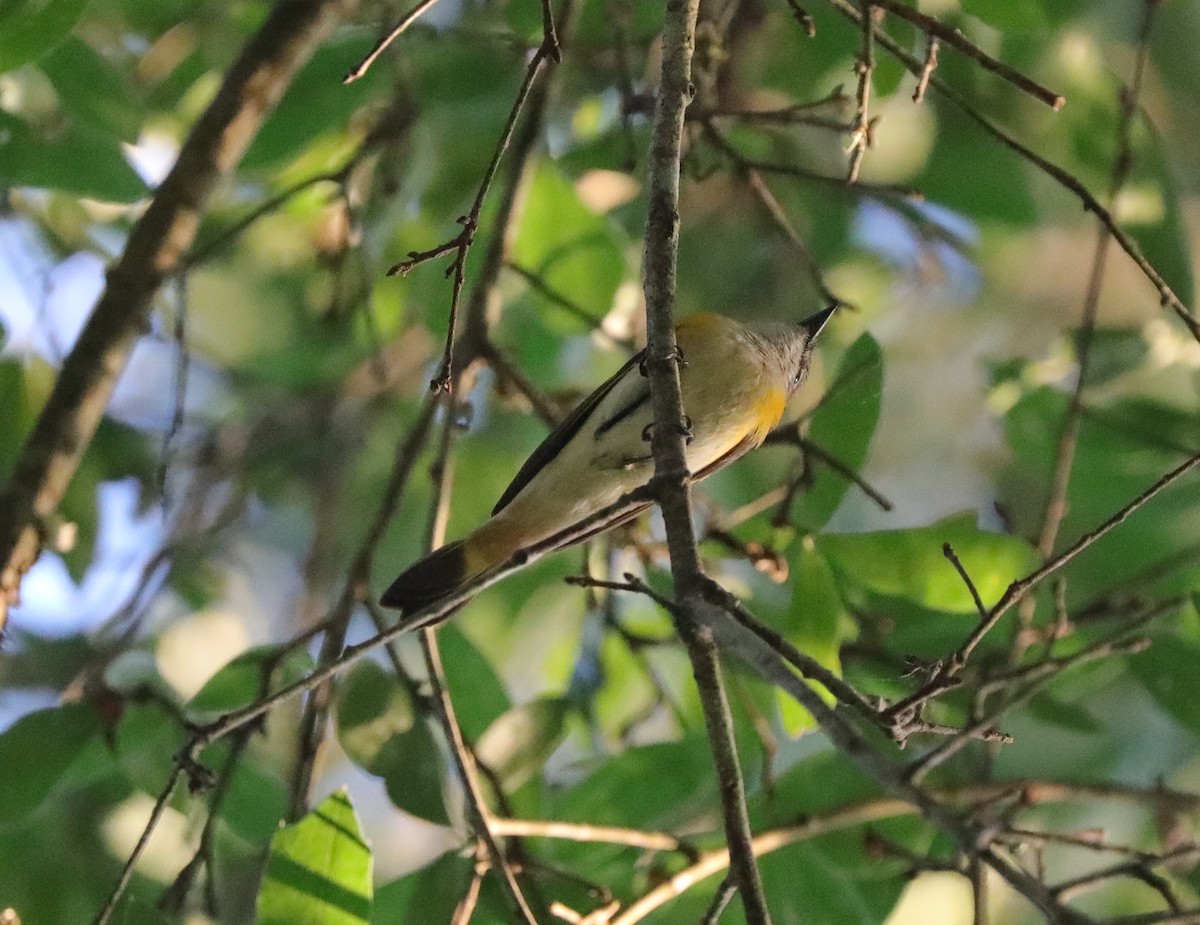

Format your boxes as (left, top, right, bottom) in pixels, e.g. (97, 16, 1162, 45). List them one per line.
(1, 0, 1199, 923)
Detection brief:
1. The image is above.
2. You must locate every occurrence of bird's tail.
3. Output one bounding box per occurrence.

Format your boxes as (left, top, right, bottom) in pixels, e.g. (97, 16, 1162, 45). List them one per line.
(380, 520, 518, 615)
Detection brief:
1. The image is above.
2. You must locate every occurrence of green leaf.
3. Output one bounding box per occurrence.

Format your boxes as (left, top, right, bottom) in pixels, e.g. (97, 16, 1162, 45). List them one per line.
(115, 702, 187, 794)
(918, 105, 1036, 225)
(960, 0, 1047, 31)
(1026, 692, 1102, 735)
(186, 644, 314, 720)
(438, 624, 510, 742)
(241, 36, 383, 171)
(793, 332, 884, 530)
(1123, 118, 1195, 309)
(0, 110, 147, 202)
(474, 696, 570, 792)
(388, 854, 474, 924)
(258, 788, 373, 925)
(216, 754, 289, 844)
(1068, 327, 1149, 387)
(547, 738, 715, 830)
(0, 0, 89, 72)
(1129, 636, 1200, 737)
(769, 546, 847, 736)
(41, 37, 145, 142)
(335, 661, 450, 826)
(118, 898, 172, 925)
(508, 161, 627, 344)
(817, 513, 1038, 614)
(0, 704, 101, 826)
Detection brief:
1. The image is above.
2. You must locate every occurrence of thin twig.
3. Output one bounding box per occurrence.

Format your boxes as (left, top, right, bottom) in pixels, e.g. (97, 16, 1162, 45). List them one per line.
(783, 0, 816, 36)
(344, 0, 446, 83)
(92, 763, 188, 925)
(186, 168, 347, 267)
(1027, 0, 1160, 642)
(943, 543, 987, 619)
(504, 261, 634, 351)
(955, 451, 1200, 668)
(912, 35, 938, 104)
(864, 0, 1063, 108)
(157, 275, 190, 506)
(846, 0, 875, 184)
(489, 818, 687, 853)
(703, 124, 848, 308)
(765, 428, 894, 512)
(388, 41, 557, 391)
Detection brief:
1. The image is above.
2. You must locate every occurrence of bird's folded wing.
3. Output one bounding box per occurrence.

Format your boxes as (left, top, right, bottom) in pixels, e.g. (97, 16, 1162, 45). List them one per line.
(492, 350, 646, 515)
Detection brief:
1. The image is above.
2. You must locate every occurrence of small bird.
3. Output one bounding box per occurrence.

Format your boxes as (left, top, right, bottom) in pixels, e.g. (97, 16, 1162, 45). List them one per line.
(381, 306, 835, 616)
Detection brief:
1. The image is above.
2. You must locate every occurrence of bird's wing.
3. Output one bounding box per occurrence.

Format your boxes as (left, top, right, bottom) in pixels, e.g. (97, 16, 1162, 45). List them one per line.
(492, 349, 647, 515)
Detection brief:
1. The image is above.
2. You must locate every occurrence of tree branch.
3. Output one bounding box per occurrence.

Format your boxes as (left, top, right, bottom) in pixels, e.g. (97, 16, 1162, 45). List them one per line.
(639, 2, 772, 923)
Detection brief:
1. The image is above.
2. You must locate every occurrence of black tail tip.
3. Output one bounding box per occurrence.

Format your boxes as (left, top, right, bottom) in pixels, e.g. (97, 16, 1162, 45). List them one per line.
(380, 540, 469, 613)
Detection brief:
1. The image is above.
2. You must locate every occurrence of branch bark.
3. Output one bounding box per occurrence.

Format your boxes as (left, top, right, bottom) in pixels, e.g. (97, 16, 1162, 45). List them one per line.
(0, 0, 358, 632)
(640, 2, 772, 923)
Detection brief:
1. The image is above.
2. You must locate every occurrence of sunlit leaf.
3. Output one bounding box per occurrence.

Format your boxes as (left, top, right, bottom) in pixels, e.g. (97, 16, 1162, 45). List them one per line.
(817, 513, 1038, 614)
(258, 788, 373, 925)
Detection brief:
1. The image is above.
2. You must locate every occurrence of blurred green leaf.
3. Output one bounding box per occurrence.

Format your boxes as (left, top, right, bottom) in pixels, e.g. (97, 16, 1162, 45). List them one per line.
(1124, 118, 1195, 309)
(1026, 691, 1102, 735)
(509, 162, 627, 345)
(241, 36, 382, 171)
(548, 738, 715, 830)
(793, 331, 884, 530)
(0, 704, 101, 826)
(0, 110, 147, 201)
(118, 898, 172, 925)
(768, 546, 847, 736)
(818, 513, 1038, 614)
(961, 0, 1047, 31)
(41, 37, 145, 141)
(1128, 636, 1200, 737)
(1001, 388, 1200, 604)
(475, 696, 570, 792)
(116, 703, 188, 794)
(186, 644, 315, 720)
(1068, 327, 1149, 387)
(388, 853, 473, 925)
(0, 0, 88, 71)
(335, 660, 450, 826)
(918, 106, 1036, 225)
(259, 788, 373, 925)
(438, 624, 510, 742)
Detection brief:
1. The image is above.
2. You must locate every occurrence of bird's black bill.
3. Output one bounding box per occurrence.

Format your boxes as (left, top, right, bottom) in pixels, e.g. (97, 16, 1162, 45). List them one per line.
(800, 304, 837, 338)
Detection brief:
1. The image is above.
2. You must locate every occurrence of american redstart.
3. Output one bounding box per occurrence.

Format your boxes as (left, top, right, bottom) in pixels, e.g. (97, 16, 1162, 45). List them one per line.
(381, 306, 835, 615)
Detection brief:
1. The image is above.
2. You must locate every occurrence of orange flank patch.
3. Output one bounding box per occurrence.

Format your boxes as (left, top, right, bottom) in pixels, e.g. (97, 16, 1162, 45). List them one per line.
(752, 386, 789, 442)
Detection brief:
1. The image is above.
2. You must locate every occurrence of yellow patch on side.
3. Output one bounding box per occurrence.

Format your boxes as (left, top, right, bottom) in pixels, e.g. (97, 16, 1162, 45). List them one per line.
(751, 386, 789, 443)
